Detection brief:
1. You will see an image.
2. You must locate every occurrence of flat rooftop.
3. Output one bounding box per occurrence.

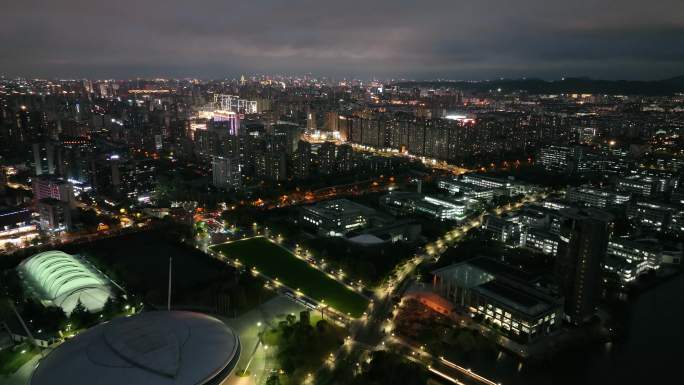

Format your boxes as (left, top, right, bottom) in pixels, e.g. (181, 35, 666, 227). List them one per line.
(474, 279, 557, 318)
(303, 198, 376, 217)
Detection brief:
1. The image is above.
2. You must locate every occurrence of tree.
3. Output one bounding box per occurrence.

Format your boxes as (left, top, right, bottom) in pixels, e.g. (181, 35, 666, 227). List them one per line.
(281, 355, 296, 374)
(20, 299, 68, 332)
(0, 300, 13, 323)
(193, 221, 208, 238)
(101, 295, 122, 319)
(285, 313, 296, 326)
(77, 208, 99, 229)
(357, 351, 428, 385)
(316, 319, 330, 333)
(299, 310, 310, 326)
(265, 374, 281, 385)
(70, 300, 96, 329)
(455, 330, 477, 352)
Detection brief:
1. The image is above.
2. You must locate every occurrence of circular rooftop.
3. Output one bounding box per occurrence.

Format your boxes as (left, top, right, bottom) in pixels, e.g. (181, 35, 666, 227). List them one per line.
(30, 311, 241, 385)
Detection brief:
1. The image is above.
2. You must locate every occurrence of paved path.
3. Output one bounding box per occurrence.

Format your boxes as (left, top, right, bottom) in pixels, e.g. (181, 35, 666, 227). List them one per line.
(0, 354, 41, 385)
(220, 296, 307, 385)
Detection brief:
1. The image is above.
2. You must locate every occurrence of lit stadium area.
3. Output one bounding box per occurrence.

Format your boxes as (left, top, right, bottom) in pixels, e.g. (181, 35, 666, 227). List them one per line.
(17, 250, 112, 314)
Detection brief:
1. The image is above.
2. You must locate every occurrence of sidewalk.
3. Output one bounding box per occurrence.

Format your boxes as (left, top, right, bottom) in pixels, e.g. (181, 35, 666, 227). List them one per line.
(0, 354, 41, 385)
(220, 296, 307, 385)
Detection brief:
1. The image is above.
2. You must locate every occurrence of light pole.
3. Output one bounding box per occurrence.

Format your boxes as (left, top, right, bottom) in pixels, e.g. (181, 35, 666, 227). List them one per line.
(167, 257, 172, 311)
(243, 321, 264, 376)
(8, 300, 37, 349)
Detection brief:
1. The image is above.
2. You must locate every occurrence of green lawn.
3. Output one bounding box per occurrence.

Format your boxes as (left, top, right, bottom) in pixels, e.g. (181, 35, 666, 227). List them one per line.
(261, 312, 345, 385)
(211, 237, 369, 318)
(0, 343, 38, 375)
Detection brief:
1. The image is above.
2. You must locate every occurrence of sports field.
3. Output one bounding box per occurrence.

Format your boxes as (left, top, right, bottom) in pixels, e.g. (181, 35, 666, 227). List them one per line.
(211, 237, 369, 318)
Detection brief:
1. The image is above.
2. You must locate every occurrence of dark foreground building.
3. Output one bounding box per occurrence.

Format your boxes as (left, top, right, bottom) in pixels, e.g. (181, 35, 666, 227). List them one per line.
(555, 209, 613, 325)
(30, 311, 241, 385)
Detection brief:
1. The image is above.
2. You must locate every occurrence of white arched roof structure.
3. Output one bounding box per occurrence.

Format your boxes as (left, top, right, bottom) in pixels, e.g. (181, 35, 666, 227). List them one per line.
(19, 250, 111, 314)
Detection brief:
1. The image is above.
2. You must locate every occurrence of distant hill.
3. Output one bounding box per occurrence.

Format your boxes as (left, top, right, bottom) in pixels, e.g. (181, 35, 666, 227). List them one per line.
(392, 76, 684, 96)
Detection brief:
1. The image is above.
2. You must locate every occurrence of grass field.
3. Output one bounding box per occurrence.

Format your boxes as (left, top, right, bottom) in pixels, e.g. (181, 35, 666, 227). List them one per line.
(0, 343, 37, 375)
(64, 228, 271, 314)
(211, 237, 369, 318)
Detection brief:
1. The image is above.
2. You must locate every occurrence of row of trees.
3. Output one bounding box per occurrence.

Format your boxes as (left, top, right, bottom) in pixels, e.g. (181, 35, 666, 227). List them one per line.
(304, 237, 416, 287)
(16, 293, 129, 335)
(352, 351, 428, 385)
(263, 310, 344, 384)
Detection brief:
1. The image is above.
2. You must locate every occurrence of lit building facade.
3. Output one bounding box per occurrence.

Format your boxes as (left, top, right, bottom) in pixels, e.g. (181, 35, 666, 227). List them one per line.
(483, 214, 522, 246)
(602, 255, 649, 284)
(433, 258, 562, 343)
(36, 198, 72, 232)
(565, 186, 629, 208)
(32, 176, 75, 207)
(300, 199, 375, 236)
(609, 237, 661, 270)
(438, 178, 494, 201)
(0, 207, 39, 250)
(381, 192, 469, 222)
(212, 156, 242, 190)
(538, 145, 585, 173)
(626, 199, 678, 232)
(522, 228, 560, 255)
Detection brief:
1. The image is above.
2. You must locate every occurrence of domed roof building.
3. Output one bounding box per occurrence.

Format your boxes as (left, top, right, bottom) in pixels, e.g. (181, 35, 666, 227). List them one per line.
(18, 250, 112, 314)
(30, 311, 241, 385)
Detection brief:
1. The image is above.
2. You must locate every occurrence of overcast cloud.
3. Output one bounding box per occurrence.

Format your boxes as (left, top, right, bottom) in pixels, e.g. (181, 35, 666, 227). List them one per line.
(1, 0, 683, 80)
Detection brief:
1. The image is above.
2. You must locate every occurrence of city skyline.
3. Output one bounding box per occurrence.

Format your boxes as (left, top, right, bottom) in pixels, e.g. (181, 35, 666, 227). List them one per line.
(2, 0, 683, 80)
(1, 2, 683, 385)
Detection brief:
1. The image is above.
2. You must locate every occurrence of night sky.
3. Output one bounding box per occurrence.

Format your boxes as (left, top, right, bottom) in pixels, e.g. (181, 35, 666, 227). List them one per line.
(1, 0, 683, 80)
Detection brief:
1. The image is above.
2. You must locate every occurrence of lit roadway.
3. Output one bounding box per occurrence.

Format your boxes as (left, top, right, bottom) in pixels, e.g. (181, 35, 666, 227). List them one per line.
(256, 176, 404, 210)
(203, 156, 549, 384)
(199, 175, 407, 223)
(320, 189, 549, 385)
(346, 142, 471, 176)
(4, 201, 154, 258)
(302, 136, 474, 176)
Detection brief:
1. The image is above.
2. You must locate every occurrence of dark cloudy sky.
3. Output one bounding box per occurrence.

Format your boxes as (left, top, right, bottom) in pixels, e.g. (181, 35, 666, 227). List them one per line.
(1, 0, 683, 80)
